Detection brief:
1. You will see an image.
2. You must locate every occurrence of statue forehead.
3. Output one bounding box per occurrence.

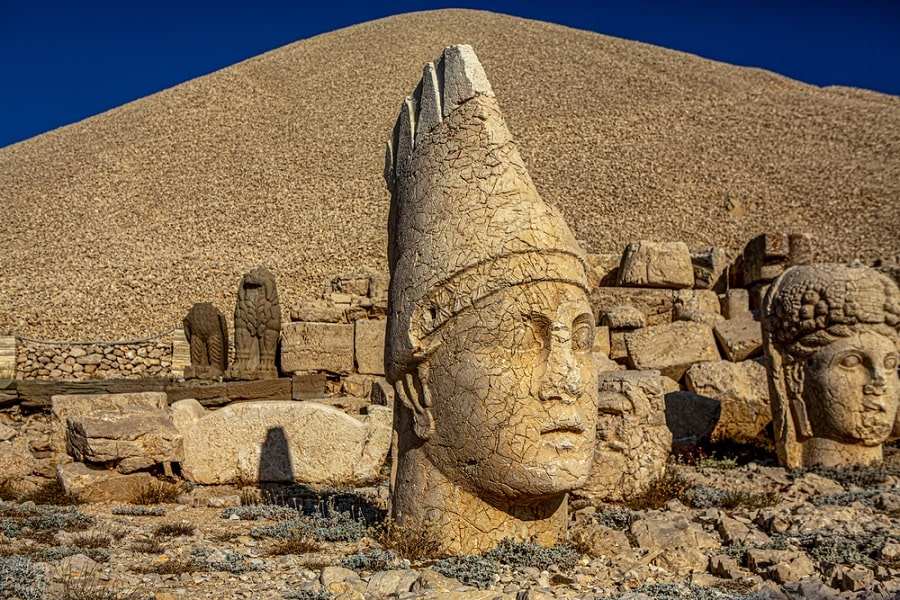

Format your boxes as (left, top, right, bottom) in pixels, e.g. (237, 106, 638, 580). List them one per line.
(474, 282, 591, 317)
(814, 330, 899, 354)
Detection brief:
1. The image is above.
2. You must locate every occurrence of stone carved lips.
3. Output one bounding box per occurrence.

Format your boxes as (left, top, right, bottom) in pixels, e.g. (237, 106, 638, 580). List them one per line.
(540, 412, 586, 451)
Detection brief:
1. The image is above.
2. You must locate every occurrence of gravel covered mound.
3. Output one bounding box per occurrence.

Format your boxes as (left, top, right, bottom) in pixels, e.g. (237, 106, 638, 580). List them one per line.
(1, 9, 899, 339)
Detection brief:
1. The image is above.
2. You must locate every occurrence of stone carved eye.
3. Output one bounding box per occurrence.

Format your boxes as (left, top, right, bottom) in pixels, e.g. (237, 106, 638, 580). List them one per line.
(572, 322, 594, 353)
(885, 354, 898, 370)
(839, 354, 862, 369)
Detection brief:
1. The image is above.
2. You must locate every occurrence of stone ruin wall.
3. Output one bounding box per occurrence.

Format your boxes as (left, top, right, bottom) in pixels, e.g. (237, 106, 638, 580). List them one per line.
(12, 337, 175, 381)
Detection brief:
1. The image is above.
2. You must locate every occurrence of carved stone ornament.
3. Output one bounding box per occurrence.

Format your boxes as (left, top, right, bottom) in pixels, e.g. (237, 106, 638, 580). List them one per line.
(183, 302, 229, 378)
(384, 44, 598, 554)
(231, 266, 281, 379)
(762, 263, 900, 469)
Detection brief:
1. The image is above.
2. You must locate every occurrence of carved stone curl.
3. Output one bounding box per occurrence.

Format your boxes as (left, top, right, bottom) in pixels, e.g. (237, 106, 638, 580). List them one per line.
(183, 302, 229, 378)
(230, 266, 281, 379)
(384, 45, 597, 554)
(762, 263, 900, 468)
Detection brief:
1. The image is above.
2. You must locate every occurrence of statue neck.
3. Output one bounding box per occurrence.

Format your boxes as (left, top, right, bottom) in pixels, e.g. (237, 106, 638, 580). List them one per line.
(391, 438, 568, 555)
(802, 437, 883, 468)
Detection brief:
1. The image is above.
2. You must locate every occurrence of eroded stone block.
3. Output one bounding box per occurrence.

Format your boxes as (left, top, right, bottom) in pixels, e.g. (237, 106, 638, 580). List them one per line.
(591, 287, 675, 327)
(57, 462, 156, 503)
(625, 321, 720, 380)
(355, 319, 386, 375)
(66, 410, 181, 473)
(714, 315, 763, 361)
(281, 322, 354, 374)
(684, 360, 771, 444)
(617, 241, 694, 289)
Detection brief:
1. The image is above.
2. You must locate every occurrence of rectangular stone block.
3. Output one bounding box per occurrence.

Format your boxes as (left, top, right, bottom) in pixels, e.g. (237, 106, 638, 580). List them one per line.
(591, 287, 675, 327)
(713, 316, 763, 362)
(281, 322, 354, 374)
(170, 328, 190, 377)
(291, 372, 328, 400)
(723, 289, 751, 320)
(625, 321, 720, 380)
(354, 319, 386, 375)
(617, 241, 694, 289)
(691, 247, 728, 290)
(0, 336, 15, 379)
(742, 232, 814, 287)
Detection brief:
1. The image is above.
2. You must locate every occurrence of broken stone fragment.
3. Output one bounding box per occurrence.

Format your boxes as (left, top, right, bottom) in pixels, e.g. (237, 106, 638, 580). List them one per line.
(354, 319, 386, 375)
(684, 360, 770, 444)
(289, 299, 346, 323)
(66, 409, 181, 473)
(691, 247, 729, 290)
(600, 305, 646, 329)
(617, 241, 695, 289)
(56, 462, 156, 502)
(630, 513, 719, 573)
(746, 548, 815, 584)
(713, 315, 763, 361)
(50, 391, 169, 453)
(591, 287, 676, 327)
(625, 321, 720, 380)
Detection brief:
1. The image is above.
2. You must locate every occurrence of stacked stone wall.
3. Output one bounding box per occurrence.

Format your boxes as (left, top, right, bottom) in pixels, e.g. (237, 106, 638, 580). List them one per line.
(14, 336, 173, 381)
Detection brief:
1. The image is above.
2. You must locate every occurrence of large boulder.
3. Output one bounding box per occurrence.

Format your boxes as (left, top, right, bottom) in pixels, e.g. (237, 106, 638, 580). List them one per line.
(617, 241, 694, 288)
(625, 321, 720, 380)
(178, 401, 391, 485)
(684, 360, 771, 444)
(578, 371, 671, 502)
(66, 409, 181, 473)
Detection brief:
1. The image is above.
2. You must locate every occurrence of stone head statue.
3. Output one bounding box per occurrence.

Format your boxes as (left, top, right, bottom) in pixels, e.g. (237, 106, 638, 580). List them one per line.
(762, 263, 900, 468)
(384, 45, 598, 553)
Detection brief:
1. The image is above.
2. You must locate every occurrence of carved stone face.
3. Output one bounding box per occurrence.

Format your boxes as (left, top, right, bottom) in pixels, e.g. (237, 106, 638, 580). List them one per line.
(803, 331, 899, 445)
(422, 281, 598, 500)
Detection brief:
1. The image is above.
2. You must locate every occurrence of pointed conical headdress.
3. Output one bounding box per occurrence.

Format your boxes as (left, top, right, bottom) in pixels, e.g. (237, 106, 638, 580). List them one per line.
(384, 45, 589, 382)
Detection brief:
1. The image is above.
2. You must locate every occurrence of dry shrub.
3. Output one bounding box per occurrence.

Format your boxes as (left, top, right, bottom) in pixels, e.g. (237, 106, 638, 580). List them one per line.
(268, 536, 322, 556)
(21, 479, 80, 505)
(152, 522, 196, 539)
(209, 531, 241, 543)
(55, 565, 143, 600)
(70, 533, 111, 549)
(374, 517, 443, 561)
(135, 557, 199, 575)
(625, 469, 692, 510)
(132, 480, 182, 505)
(130, 539, 163, 554)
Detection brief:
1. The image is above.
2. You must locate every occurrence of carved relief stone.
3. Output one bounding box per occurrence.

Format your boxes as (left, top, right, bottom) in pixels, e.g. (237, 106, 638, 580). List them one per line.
(384, 45, 598, 554)
(183, 302, 229, 378)
(762, 264, 900, 468)
(231, 266, 281, 379)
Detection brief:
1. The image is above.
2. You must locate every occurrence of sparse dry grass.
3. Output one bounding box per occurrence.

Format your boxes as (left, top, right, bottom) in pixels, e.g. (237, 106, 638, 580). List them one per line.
(625, 470, 692, 511)
(135, 557, 199, 575)
(21, 479, 80, 505)
(70, 533, 112, 549)
(132, 480, 182, 505)
(152, 522, 196, 539)
(373, 517, 444, 561)
(130, 539, 164, 554)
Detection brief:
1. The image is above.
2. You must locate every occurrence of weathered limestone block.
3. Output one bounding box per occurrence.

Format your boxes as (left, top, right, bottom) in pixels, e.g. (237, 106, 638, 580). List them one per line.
(385, 45, 596, 554)
(617, 241, 694, 289)
(723, 289, 751, 320)
(170, 328, 191, 377)
(50, 392, 168, 453)
(0, 336, 15, 379)
(762, 264, 899, 468)
(183, 302, 229, 378)
(578, 371, 671, 502)
(291, 372, 328, 400)
(664, 390, 721, 446)
(66, 410, 181, 473)
(179, 401, 391, 485)
(630, 513, 720, 573)
(625, 321, 720, 380)
(592, 326, 610, 358)
(56, 462, 155, 503)
(170, 398, 207, 434)
(714, 315, 763, 361)
(591, 287, 675, 327)
(599, 305, 645, 329)
(0, 437, 36, 483)
(684, 360, 771, 444)
(281, 322, 354, 374)
(691, 247, 728, 290)
(355, 319, 386, 375)
(742, 232, 815, 287)
(674, 289, 723, 326)
(290, 299, 346, 324)
(585, 253, 620, 287)
(231, 266, 281, 378)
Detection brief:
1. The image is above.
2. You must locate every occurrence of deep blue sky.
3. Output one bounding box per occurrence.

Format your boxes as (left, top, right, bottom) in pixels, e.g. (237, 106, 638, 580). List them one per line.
(2, 1, 899, 148)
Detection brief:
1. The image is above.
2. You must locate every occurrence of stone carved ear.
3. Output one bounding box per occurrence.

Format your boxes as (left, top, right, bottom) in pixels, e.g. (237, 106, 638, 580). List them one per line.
(394, 363, 435, 440)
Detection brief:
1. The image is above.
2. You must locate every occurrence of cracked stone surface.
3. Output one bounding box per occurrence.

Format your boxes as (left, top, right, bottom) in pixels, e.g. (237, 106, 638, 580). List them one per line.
(384, 44, 597, 554)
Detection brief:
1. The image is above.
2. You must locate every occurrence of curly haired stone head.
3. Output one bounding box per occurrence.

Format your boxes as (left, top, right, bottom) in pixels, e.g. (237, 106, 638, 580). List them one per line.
(764, 263, 900, 359)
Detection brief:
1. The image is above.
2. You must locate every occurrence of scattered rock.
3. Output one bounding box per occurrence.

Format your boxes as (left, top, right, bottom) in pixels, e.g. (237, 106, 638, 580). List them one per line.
(56, 461, 156, 502)
(684, 359, 771, 444)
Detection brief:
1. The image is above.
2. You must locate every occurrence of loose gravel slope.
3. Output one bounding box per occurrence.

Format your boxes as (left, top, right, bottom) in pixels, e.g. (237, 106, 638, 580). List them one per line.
(2, 9, 898, 338)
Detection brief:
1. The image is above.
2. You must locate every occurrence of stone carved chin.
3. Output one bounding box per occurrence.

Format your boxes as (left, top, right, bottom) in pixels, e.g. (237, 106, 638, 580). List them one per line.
(399, 281, 598, 501)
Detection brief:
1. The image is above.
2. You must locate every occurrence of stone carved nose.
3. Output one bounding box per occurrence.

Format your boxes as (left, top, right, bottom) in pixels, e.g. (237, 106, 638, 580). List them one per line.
(865, 368, 888, 396)
(539, 338, 583, 403)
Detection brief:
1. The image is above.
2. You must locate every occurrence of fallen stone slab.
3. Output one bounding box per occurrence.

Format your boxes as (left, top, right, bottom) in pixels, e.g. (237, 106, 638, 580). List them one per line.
(280, 322, 355, 374)
(590, 287, 676, 328)
(625, 321, 720, 380)
(50, 391, 168, 453)
(691, 247, 728, 290)
(355, 319, 386, 375)
(179, 400, 391, 485)
(684, 360, 771, 444)
(57, 461, 156, 502)
(66, 409, 181, 473)
(618, 241, 694, 289)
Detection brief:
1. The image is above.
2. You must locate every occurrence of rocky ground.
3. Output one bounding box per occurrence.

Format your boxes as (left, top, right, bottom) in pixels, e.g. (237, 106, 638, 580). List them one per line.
(2, 446, 898, 600)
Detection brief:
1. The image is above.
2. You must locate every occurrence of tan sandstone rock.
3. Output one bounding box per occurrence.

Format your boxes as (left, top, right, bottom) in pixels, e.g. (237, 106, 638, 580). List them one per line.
(579, 371, 671, 502)
(590, 288, 675, 328)
(684, 360, 771, 444)
(714, 315, 763, 361)
(617, 241, 694, 289)
(354, 319, 386, 375)
(179, 401, 391, 485)
(56, 462, 156, 502)
(280, 321, 355, 374)
(625, 321, 720, 380)
(66, 409, 181, 473)
(50, 391, 169, 453)
(630, 513, 719, 574)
